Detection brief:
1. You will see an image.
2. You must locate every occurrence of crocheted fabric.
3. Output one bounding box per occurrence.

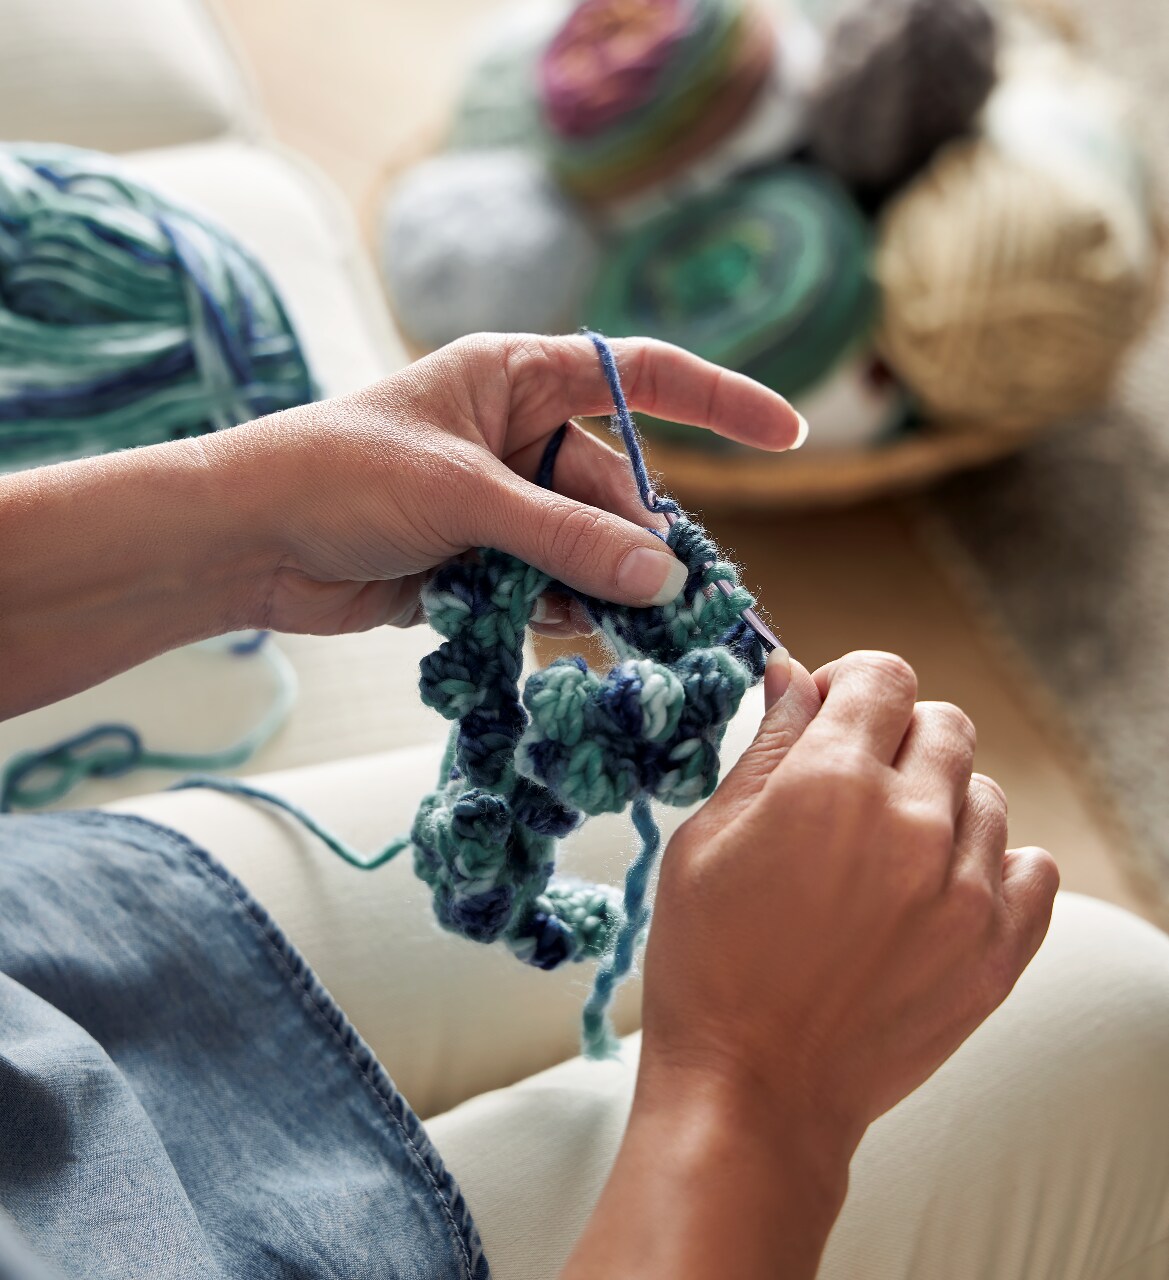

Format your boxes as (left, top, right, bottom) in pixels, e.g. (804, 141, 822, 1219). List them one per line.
(405, 333, 768, 1055)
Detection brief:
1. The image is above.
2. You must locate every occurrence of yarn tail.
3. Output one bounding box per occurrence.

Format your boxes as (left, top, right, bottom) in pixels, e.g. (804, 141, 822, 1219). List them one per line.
(168, 775, 410, 872)
(581, 793, 662, 1059)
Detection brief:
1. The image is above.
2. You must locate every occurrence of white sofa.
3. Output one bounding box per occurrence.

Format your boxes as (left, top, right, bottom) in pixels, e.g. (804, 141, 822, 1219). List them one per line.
(0, 0, 767, 1111)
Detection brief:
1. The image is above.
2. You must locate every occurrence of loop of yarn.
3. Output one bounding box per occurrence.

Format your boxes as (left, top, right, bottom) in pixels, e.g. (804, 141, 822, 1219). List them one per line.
(0, 635, 299, 812)
(0, 144, 315, 471)
(405, 333, 766, 1053)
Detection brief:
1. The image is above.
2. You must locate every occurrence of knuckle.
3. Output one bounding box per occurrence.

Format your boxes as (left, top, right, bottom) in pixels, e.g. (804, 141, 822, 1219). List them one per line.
(545, 504, 605, 575)
(902, 803, 956, 860)
(848, 650, 918, 702)
(817, 743, 886, 792)
(924, 701, 977, 751)
(949, 872, 997, 927)
(970, 772, 1007, 812)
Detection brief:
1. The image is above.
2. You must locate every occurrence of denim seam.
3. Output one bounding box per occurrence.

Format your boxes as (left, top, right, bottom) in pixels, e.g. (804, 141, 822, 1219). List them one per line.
(74, 810, 487, 1280)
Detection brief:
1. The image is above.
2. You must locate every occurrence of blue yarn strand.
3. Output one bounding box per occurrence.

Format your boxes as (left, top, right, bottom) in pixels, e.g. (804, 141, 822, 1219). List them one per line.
(581, 793, 662, 1057)
(583, 328, 677, 517)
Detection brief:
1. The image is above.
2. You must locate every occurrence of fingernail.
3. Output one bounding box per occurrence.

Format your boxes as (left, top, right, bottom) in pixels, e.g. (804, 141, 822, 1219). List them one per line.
(532, 597, 567, 625)
(764, 643, 792, 708)
(617, 547, 688, 606)
(790, 413, 809, 450)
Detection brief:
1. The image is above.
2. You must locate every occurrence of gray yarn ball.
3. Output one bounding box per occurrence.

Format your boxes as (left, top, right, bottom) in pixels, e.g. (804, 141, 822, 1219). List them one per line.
(381, 150, 600, 350)
(808, 0, 998, 194)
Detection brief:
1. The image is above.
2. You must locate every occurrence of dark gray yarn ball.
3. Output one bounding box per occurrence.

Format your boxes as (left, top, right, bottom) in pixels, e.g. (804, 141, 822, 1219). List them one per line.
(808, 0, 998, 194)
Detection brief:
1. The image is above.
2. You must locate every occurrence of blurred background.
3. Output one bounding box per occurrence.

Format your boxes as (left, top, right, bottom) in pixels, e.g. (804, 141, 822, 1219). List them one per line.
(2, 0, 1166, 927)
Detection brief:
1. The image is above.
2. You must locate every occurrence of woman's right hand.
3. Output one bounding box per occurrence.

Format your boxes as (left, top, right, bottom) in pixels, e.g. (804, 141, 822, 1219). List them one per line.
(642, 647, 1059, 1161)
(563, 650, 1059, 1280)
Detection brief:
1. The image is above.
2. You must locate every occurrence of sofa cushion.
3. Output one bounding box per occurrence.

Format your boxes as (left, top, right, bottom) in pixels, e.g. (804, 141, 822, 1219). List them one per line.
(0, 0, 257, 152)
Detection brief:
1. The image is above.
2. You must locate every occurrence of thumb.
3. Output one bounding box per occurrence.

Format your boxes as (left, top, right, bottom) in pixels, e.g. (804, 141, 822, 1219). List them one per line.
(466, 466, 689, 606)
(692, 651, 823, 830)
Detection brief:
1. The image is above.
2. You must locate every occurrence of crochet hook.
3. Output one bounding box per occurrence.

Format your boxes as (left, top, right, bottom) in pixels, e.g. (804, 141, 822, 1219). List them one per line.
(646, 491, 781, 653)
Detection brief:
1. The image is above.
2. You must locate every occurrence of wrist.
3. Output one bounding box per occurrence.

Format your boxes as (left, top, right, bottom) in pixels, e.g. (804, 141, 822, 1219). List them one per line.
(0, 433, 278, 716)
(633, 1044, 856, 1225)
(562, 1046, 854, 1280)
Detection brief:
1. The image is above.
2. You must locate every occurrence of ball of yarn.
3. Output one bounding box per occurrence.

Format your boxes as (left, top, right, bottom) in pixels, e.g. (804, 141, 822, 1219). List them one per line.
(808, 0, 998, 196)
(381, 150, 600, 351)
(0, 144, 314, 471)
(538, 0, 777, 201)
(601, 4, 825, 228)
(447, 3, 567, 152)
(876, 132, 1160, 432)
(587, 167, 876, 417)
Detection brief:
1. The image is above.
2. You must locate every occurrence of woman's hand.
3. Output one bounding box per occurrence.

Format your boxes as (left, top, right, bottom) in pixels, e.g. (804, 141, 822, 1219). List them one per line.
(563, 650, 1059, 1280)
(204, 332, 803, 637)
(0, 333, 801, 718)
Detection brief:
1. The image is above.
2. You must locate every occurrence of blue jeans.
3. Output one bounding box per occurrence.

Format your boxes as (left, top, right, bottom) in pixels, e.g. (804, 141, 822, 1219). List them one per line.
(0, 810, 488, 1279)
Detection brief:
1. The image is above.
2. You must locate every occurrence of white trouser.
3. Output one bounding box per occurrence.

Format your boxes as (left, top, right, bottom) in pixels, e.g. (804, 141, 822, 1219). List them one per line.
(114, 731, 1169, 1279)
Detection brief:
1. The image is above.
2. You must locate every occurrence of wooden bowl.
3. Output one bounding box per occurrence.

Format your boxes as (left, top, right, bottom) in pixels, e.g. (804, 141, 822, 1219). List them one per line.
(631, 421, 1039, 512)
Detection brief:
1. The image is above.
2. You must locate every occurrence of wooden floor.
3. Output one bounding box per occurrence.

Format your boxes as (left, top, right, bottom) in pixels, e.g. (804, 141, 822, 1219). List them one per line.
(215, 0, 1157, 921)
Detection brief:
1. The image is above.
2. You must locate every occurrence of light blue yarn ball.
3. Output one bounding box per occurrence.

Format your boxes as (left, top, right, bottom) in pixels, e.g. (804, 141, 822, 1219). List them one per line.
(380, 150, 600, 351)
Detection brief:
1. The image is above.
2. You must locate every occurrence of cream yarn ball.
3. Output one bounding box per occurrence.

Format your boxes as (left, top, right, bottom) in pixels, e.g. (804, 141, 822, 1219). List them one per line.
(876, 45, 1161, 431)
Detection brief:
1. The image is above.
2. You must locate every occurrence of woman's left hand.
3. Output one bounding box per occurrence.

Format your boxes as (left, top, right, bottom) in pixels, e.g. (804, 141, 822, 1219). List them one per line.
(1, 333, 801, 719)
(206, 332, 803, 637)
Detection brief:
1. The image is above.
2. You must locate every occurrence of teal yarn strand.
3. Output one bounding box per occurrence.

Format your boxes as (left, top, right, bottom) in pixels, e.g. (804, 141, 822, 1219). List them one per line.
(580, 793, 660, 1055)
(0, 144, 316, 470)
(169, 775, 411, 872)
(0, 635, 298, 812)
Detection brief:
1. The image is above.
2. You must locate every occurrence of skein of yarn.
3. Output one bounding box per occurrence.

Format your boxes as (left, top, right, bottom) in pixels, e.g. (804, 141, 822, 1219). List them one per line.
(380, 150, 600, 350)
(0, 144, 315, 471)
(538, 0, 777, 202)
(601, 1, 824, 228)
(876, 47, 1161, 432)
(807, 0, 998, 197)
(588, 167, 876, 438)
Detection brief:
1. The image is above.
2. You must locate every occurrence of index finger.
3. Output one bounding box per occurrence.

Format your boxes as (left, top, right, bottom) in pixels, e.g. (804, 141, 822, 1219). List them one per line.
(506, 332, 808, 453)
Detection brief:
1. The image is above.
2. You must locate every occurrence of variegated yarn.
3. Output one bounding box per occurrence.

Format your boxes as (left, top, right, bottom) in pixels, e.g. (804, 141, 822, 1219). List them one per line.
(408, 331, 767, 1055)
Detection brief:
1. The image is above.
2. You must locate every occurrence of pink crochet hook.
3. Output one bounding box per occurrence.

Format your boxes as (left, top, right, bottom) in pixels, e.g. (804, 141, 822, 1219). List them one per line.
(646, 490, 781, 653)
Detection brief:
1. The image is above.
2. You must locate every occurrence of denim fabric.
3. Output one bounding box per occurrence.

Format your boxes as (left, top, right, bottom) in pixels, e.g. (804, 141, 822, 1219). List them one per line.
(0, 810, 489, 1280)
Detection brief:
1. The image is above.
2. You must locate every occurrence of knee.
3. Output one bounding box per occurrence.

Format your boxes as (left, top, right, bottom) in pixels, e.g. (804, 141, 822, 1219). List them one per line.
(1035, 891, 1169, 1043)
(1001, 892, 1169, 1140)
